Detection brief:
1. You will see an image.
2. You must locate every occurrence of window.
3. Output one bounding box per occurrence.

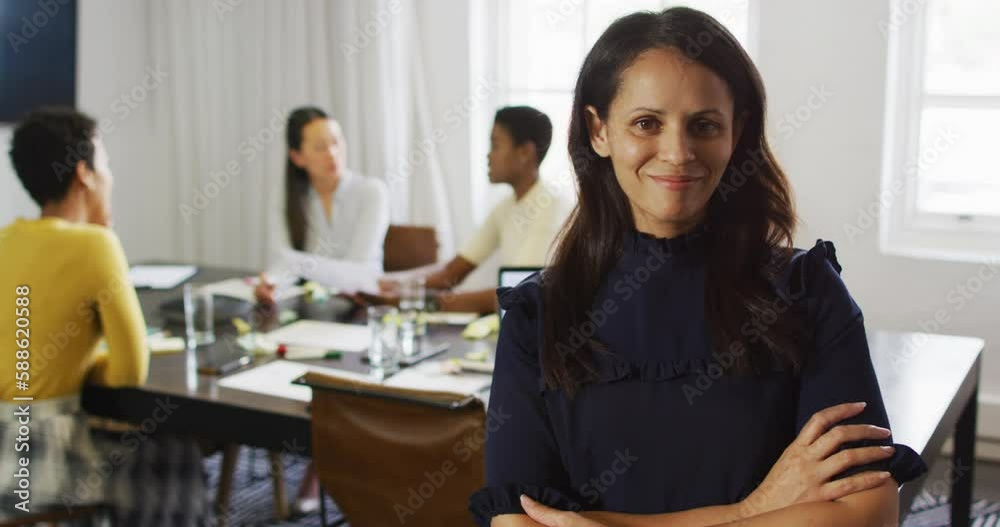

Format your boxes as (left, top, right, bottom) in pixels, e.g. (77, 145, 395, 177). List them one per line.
(478, 0, 754, 212)
(881, 0, 1000, 261)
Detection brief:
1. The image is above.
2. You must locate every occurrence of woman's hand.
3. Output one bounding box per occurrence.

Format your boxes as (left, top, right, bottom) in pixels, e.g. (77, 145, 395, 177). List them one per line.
(254, 272, 276, 305)
(739, 402, 895, 518)
(378, 278, 401, 294)
(521, 496, 608, 527)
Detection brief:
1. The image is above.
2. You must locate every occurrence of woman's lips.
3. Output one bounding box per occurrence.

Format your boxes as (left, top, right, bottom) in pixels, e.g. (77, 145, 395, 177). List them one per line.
(648, 174, 700, 190)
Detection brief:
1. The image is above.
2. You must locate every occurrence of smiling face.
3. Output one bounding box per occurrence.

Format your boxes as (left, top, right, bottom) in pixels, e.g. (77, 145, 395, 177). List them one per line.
(585, 47, 743, 237)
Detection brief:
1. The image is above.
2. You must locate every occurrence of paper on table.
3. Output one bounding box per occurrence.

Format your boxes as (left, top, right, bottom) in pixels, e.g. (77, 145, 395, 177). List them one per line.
(422, 312, 481, 326)
(263, 320, 369, 353)
(148, 332, 186, 354)
(384, 360, 492, 396)
(200, 277, 304, 303)
(217, 360, 372, 402)
(129, 265, 197, 289)
(278, 248, 379, 294)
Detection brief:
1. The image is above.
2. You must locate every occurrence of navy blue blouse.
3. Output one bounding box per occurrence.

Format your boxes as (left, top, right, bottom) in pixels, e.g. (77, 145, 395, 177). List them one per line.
(469, 226, 927, 523)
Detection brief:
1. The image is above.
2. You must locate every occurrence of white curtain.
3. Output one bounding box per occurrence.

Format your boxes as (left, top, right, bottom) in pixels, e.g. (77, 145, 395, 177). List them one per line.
(144, 0, 454, 269)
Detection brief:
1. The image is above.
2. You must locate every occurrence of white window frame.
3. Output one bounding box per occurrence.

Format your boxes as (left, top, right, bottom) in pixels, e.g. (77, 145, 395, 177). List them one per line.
(880, 0, 1000, 263)
(490, 0, 759, 106)
(477, 0, 758, 221)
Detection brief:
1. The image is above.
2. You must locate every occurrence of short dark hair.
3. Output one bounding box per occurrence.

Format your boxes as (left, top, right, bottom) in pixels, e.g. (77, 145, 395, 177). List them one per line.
(494, 106, 553, 165)
(9, 106, 98, 206)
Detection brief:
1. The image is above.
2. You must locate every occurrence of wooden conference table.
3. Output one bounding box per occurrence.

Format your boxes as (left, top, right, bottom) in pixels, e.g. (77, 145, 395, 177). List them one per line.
(80, 265, 983, 525)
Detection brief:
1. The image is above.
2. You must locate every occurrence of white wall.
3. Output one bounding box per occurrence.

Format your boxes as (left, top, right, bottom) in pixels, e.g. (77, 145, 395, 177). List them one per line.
(758, 0, 998, 440)
(1, 0, 168, 262)
(0, 126, 35, 222)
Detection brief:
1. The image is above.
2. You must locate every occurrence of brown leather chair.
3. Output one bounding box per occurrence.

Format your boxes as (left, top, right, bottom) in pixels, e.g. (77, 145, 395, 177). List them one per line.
(304, 371, 485, 527)
(383, 225, 439, 272)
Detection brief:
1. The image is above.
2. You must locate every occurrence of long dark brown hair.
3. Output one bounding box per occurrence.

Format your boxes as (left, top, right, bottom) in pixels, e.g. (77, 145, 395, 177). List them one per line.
(542, 8, 805, 394)
(285, 106, 329, 251)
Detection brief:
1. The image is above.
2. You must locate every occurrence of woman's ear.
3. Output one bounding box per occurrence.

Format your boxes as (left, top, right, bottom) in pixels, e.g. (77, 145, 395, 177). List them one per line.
(75, 160, 96, 190)
(585, 105, 610, 158)
(288, 148, 306, 169)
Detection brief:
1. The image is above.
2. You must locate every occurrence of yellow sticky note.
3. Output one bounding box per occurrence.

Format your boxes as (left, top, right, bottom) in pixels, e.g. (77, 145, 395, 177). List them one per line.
(232, 317, 252, 335)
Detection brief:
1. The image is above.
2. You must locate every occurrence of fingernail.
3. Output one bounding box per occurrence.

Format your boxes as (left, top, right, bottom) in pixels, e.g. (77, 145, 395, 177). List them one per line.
(874, 426, 891, 436)
(878, 471, 891, 479)
(881, 446, 895, 454)
(855, 402, 867, 408)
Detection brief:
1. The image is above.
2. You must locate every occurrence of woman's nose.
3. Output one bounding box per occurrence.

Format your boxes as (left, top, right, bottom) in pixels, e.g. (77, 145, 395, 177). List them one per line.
(657, 126, 695, 165)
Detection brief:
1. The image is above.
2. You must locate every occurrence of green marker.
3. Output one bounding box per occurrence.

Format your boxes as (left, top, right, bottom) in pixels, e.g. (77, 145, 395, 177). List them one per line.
(324, 351, 343, 360)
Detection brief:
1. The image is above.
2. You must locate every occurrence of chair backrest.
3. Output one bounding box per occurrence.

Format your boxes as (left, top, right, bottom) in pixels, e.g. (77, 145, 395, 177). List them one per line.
(304, 372, 485, 527)
(383, 225, 439, 272)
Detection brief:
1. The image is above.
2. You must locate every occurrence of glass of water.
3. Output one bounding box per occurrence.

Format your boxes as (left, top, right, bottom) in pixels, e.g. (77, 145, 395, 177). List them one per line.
(368, 306, 401, 380)
(399, 276, 427, 339)
(183, 283, 215, 348)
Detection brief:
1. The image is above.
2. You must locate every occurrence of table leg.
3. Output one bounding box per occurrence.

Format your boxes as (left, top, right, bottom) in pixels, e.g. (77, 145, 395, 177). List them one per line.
(951, 382, 978, 527)
(215, 444, 240, 527)
(268, 451, 289, 520)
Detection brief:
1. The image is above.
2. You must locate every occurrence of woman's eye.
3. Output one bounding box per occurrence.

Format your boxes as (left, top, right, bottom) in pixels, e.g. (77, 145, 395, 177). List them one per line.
(693, 120, 721, 135)
(636, 118, 660, 132)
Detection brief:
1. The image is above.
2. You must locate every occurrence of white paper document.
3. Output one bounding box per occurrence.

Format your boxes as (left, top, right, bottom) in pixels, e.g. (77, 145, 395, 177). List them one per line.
(217, 360, 372, 402)
(384, 361, 493, 396)
(263, 320, 369, 353)
(200, 277, 304, 303)
(129, 265, 197, 289)
(274, 248, 379, 294)
(421, 312, 481, 326)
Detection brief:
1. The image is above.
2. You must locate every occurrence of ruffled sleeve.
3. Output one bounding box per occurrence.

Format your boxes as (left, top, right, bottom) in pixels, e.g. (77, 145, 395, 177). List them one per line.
(790, 240, 928, 485)
(469, 273, 581, 524)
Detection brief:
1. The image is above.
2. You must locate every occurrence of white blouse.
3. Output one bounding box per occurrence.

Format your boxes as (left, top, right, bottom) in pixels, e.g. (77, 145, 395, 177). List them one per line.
(270, 170, 390, 293)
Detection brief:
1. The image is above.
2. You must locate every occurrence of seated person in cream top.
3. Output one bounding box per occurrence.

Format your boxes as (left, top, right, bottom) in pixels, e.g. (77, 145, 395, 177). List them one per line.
(381, 106, 572, 313)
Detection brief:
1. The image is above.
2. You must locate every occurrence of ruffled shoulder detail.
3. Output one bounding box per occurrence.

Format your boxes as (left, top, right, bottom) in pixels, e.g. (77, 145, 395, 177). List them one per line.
(496, 271, 543, 312)
(785, 239, 843, 300)
(469, 484, 584, 525)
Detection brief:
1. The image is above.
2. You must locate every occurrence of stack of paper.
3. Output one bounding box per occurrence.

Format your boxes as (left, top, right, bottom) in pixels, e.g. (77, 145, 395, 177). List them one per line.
(129, 265, 197, 289)
(422, 312, 481, 326)
(200, 277, 304, 303)
(384, 360, 492, 396)
(217, 360, 372, 402)
(263, 320, 369, 353)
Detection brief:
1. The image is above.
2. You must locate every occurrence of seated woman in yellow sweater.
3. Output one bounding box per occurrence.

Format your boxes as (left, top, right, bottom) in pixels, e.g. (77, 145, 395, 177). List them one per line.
(0, 107, 204, 524)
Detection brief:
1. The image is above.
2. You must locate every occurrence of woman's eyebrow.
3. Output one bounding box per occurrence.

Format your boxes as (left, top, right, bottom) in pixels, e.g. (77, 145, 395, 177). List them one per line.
(691, 108, 725, 117)
(630, 106, 666, 116)
(628, 106, 726, 117)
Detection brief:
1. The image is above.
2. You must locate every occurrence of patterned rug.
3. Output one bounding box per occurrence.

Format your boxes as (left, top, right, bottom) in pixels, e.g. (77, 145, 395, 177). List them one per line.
(204, 448, 342, 526)
(204, 448, 1000, 526)
(904, 492, 1000, 527)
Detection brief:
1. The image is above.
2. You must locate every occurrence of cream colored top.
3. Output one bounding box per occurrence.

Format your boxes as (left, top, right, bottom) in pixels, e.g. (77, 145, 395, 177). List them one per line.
(458, 180, 572, 267)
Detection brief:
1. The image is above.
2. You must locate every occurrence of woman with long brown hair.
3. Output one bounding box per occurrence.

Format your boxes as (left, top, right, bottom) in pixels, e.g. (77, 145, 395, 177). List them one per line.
(255, 107, 390, 302)
(471, 8, 925, 526)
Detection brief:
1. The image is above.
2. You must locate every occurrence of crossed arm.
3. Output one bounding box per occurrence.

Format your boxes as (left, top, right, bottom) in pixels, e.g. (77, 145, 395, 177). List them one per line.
(496, 480, 898, 527)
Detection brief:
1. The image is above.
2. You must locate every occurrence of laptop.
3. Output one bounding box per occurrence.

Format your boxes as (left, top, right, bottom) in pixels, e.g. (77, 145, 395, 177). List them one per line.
(497, 266, 542, 318)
